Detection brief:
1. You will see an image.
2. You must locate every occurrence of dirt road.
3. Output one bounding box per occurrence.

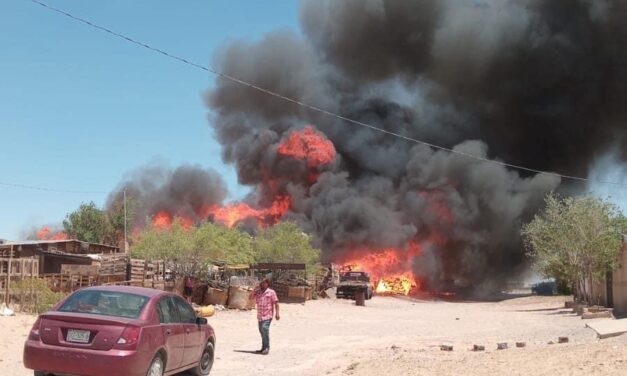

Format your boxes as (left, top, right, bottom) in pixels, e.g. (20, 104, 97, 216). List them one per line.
(3, 296, 626, 375)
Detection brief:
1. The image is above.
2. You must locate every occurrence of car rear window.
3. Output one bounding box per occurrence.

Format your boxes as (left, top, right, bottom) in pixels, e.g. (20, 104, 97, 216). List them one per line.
(59, 290, 149, 319)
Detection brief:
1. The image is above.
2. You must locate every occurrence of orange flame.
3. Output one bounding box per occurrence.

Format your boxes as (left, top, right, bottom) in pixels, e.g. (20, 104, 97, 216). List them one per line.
(36, 227, 69, 241)
(209, 203, 262, 228)
(277, 126, 336, 169)
(152, 211, 172, 230)
(208, 195, 292, 228)
(151, 211, 194, 231)
(341, 247, 420, 295)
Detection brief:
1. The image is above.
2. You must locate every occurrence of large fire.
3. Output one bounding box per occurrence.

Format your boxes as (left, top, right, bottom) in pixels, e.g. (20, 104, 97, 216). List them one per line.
(342, 247, 421, 296)
(149, 196, 292, 230)
(136, 125, 442, 297)
(36, 227, 69, 241)
(141, 127, 336, 232)
(208, 195, 291, 228)
(151, 211, 193, 231)
(277, 126, 336, 169)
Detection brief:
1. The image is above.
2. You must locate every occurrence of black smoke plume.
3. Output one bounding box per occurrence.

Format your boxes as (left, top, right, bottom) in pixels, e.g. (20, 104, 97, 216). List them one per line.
(204, 0, 627, 287)
(106, 164, 228, 228)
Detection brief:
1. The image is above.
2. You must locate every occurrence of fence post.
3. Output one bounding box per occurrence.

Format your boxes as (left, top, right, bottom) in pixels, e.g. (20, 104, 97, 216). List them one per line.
(6, 245, 13, 306)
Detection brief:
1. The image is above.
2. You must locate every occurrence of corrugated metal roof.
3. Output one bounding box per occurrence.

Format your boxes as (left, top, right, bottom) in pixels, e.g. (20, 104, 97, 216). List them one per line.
(0, 239, 119, 249)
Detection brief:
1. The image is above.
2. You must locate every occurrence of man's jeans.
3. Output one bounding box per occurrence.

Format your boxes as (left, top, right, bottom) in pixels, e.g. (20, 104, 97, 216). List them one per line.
(258, 319, 272, 350)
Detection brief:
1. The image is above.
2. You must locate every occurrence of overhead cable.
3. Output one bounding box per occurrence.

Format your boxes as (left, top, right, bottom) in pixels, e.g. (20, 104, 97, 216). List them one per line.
(26, 0, 627, 187)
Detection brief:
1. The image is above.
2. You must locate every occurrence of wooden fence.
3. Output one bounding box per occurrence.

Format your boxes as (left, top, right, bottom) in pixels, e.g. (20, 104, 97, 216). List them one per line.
(1, 258, 39, 305)
(2, 256, 168, 310)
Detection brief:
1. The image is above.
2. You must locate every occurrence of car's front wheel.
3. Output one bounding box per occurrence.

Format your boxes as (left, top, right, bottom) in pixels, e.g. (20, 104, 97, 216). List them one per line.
(192, 341, 215, 375)
(146, 354, 165, 376)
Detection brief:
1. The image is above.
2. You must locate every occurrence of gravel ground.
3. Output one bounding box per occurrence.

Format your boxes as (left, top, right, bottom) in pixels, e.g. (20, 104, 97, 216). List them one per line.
(2, 295, 625, 376)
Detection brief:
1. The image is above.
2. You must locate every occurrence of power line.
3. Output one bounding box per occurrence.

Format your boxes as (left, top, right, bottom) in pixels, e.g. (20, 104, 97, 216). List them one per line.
(0, 181, 106, 194)
(26, 0, 627, 188)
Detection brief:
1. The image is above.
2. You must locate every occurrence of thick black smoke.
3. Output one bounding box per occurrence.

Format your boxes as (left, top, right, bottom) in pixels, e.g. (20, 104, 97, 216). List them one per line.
(106, 164, 228, 227)
(205, 0, 627, 287)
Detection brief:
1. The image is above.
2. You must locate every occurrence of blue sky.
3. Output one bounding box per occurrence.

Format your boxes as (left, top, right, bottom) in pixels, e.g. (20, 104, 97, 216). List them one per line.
(0, 0, 299, 239)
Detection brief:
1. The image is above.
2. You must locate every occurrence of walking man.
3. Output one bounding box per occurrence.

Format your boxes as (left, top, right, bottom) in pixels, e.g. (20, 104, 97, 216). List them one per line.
(250, 278, 280, 354)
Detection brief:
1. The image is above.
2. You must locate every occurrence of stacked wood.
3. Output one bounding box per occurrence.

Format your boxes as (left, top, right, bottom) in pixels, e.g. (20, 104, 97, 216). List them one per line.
(98, 254, 128, 276)
(129, 259, 146, 283)
(207, 280, 229, 289)
(152, 260, 165, 282)
(61, 264, 98, 276)
(43, 274, 95, 293)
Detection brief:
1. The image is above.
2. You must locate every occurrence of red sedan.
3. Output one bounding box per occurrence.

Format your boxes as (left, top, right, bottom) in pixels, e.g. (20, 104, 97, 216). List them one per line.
(24, 286, 215, 376)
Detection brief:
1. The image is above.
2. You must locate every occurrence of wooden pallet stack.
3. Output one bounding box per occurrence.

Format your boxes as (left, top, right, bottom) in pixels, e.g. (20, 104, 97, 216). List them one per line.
(97, 254, 128, 284)
(129, 259, 147, 286)
(144, 261, 156, 287)
(152, 260, 165, 282)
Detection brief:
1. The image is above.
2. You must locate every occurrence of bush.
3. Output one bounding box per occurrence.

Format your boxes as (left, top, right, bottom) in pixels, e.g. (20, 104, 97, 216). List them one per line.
(555, 279, 572, 295)
(13, 278, 66, 314)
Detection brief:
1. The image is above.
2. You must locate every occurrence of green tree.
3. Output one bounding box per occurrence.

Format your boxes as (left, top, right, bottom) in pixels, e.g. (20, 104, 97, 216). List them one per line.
(63, 202, 113, 244)
(193, 222, 255, 265)
(131, 219, 193, 262)
(131, 220, 255, 276)
(254, 221, 321, 271)
(522, 193, 626, 303)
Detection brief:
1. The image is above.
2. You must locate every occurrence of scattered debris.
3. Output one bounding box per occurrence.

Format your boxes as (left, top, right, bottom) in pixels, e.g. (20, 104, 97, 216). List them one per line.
(585, 318, 627, 339)
(322, 287, 337, 299)
(346, 362, 359, 371)
(497, 343, 508, 350)
(572, 304, 587, 316)
(1, 303, 14, 317)
(582, 307, 614, 320)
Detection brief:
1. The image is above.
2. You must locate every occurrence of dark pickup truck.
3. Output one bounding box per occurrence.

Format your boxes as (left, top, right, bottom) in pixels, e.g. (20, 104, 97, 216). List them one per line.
(336, 271, 373, 300)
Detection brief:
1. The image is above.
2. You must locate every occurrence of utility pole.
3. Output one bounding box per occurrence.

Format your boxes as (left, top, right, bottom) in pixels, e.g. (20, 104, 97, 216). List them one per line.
(124, 189, 128, 253)
(6, 244, 13, 306)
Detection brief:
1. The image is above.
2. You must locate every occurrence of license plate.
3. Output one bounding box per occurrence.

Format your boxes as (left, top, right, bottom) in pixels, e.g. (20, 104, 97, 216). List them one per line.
(66, 329, 90, 343)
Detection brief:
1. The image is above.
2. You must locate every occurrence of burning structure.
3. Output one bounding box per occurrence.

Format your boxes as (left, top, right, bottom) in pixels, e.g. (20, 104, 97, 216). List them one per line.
(102, 0, 627, 295)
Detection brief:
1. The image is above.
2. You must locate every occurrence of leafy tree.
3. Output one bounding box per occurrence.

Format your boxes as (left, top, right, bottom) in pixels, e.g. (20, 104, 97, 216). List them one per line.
(131, 220, 255, 276)
(254, 221, 321, 271)
(194, 222, 255, 265)
(63, 202, 113, 244)
(131, 219, 193, 262)
(522, 193, 626, 303)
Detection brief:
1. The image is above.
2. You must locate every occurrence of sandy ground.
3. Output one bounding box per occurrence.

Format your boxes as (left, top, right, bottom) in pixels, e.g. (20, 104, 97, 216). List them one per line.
(2, 295, 626, 376)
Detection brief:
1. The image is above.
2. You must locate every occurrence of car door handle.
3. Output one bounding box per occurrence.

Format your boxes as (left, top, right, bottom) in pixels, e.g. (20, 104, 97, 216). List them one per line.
(165, 329, 172, 335)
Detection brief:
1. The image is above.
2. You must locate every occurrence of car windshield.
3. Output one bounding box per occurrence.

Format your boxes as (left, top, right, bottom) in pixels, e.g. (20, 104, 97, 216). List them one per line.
(340, 272, 370, 282)
(58, 290, 149, 319)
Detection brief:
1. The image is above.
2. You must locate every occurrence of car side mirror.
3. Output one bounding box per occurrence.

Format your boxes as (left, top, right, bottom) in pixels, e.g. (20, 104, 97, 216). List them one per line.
(196, 317, 208, 325)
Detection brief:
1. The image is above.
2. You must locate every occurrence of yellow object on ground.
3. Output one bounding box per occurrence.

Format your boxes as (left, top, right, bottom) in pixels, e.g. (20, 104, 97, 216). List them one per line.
(195, 305, 215, 317)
